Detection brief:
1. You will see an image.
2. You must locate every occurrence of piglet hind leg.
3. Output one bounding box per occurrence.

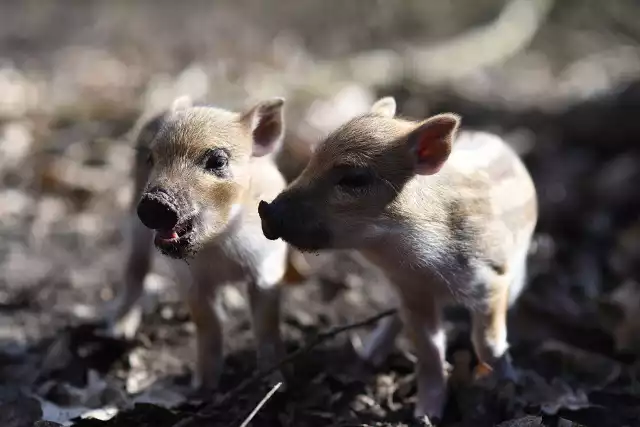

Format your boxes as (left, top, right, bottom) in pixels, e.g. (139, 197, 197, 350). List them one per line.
(105, 217, 153, 339)
(355, 312, 403, 368)
(402, 297, 449, 422)
(470, 273, 519, 383)
(247, 280, 288, 389)
(105, 143, 154, 340)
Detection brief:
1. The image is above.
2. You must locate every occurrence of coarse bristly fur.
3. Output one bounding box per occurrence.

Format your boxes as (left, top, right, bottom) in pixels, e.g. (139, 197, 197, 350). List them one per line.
(104, 95, 291, 391)
(258, 96, 538, 420)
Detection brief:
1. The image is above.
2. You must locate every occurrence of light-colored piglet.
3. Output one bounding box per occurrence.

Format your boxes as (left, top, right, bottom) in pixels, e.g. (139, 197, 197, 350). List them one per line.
(107, 96, 291, 390)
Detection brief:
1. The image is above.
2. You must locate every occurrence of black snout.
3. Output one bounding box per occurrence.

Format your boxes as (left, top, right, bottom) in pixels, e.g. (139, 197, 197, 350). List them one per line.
(137, 188, 179, 230)
(258, 200, 281, 240)
(258, 196, 331, 250)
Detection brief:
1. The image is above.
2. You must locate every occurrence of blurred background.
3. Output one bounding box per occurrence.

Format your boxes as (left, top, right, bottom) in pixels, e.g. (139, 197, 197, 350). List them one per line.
(1, 0, 640, 426)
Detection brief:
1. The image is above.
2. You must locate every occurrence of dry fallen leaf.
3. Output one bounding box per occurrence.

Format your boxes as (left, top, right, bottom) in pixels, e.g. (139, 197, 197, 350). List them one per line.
(517, 373, 590, 415)
(496, 415, 543, 427)
(602, 280, 640, 354)
(536, 340, 623, 387)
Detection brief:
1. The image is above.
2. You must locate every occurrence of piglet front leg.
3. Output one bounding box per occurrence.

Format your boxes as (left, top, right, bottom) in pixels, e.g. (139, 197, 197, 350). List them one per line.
(184, 274, 224, 391)
(247, 280, 288, 389)
(402, 297, 448, 422)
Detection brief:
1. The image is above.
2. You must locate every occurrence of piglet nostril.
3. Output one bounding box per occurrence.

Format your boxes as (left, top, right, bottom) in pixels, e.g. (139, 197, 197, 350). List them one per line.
(258, 200, 270, 219)
(137, 192, 179, 230)
(258, 200, 280, 240)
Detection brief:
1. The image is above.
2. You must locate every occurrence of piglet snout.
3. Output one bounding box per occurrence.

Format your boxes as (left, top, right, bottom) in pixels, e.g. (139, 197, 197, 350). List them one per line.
(258, 200, 281, 240)
(137, 188, 179, 231)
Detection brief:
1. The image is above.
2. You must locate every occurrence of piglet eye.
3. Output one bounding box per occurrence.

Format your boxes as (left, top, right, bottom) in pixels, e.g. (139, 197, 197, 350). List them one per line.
(135, 146, 153, 167)
(204, 149, 229, 173)
(337, 168, 373, 188)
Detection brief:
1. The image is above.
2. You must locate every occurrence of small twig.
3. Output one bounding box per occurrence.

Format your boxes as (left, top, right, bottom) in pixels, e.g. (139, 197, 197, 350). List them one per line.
(237, 382, 282, 427)
(218, 308, 397, 407)
(173, 308, 397, 427)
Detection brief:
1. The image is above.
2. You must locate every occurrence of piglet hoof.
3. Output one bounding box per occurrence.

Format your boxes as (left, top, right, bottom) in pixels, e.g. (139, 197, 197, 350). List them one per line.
(262, 368, 288, 392)
(355, 345, 385, 369)
(493, 352, 520, 384)
(413, 400, 444, 426)
(187, 380, 219, 400)
(474, 352, 520, 385)
(415, 415, 438, 426)
(257, 362, 288, 392)
(190, 373, 221, 393)
(190, 361, 223, 392)
(350, 333, 390, 369)
(257, 347, 289, 392)
(102, 303, 142, 341)
(413, 385, 446, 425)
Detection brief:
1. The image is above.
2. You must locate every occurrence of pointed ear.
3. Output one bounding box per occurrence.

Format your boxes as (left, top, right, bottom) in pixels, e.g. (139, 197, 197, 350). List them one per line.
(407, 113, 460, 175)
(370, 96, 396, 118)
(170, 95, 193, 113)
(241, 97, 285, 157)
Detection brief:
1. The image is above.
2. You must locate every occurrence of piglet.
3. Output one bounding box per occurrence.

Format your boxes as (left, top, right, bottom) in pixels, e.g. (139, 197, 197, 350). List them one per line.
(106, 96, 291, 390)
(258, 96, 538, 420)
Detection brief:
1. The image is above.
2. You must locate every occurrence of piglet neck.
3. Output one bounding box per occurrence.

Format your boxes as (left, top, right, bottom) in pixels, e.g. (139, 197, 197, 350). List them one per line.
(360, 213, 450, 275)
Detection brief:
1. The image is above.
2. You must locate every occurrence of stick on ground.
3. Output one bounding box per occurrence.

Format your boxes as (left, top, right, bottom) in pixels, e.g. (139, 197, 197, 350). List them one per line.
(238, 382, 282, 427)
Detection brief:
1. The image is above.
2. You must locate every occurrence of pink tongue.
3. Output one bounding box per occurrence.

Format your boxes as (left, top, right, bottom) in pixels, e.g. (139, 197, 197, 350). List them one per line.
(157, 229, 178, 240)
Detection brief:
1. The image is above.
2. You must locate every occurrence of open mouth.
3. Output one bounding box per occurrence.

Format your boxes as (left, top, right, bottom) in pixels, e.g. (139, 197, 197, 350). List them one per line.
(154, 216, 196, 246)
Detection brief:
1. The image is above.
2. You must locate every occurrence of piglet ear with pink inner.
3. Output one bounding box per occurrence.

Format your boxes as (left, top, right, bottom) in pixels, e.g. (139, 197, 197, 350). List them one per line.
(241, 97, 286, 157)
(407, 113, 461, 175)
